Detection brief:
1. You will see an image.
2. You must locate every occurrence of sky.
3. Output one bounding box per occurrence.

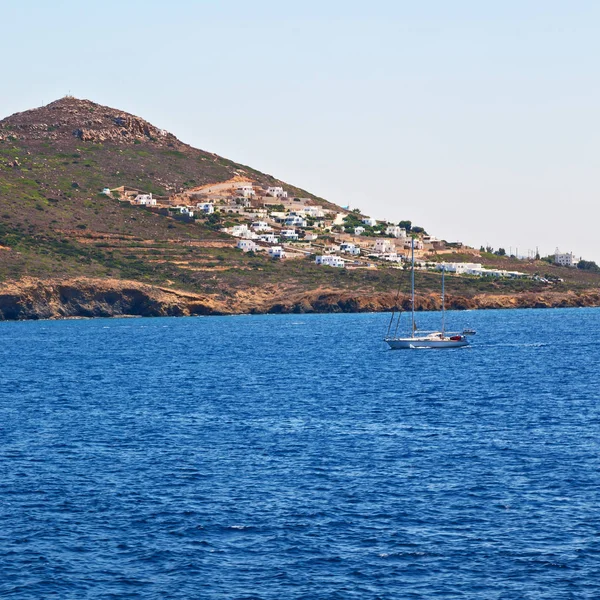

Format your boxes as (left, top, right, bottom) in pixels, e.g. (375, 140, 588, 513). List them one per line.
(2, 0, 599, 261)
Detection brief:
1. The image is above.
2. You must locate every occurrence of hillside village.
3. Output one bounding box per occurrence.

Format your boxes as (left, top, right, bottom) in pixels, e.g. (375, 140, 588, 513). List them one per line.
(106, 178, 585, 282)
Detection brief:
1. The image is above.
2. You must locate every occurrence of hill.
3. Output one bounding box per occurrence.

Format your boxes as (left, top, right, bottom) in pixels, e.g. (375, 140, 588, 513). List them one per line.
(0, 96, 599, 319)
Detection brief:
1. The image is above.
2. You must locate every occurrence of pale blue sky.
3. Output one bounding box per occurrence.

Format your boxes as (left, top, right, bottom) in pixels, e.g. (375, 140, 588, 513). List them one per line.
(2, 1, 599, 260)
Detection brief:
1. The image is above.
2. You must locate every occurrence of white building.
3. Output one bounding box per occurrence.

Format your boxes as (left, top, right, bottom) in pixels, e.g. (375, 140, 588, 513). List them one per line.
(340, 242, 360, 256)
(259, 233, 279, 244)
(266, 186, 288, 198)
(269, 246, 286, 259)
(196, 202, 215, 214)
(134, 193, 157, 206)
(554, 249, 577, 267)
(385, 225, 407, 239)
(231, 224, 250, 237)
(316, 255, 345, 268)
(302, 206, 324, 218)
(251, 221, 272, 232)
(237, 239, 258, 253)
(373, 239, 395, 254)
(281, 229, 299, 241)
(236, 183, 256, 198)
(304, 233, 318, 242)
(179, 206, 194, 217)
(403, 238, 424, 250)
(285, 215, 308, 227)
(354, 226, 366, 236)
(437, 262, 487, 275)
(362, 217, 378, 227)
(436, 262, 526, 278)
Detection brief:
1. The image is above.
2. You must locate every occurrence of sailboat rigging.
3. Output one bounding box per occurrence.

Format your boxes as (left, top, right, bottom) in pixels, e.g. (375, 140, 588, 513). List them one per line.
(384, 238, 475, 349)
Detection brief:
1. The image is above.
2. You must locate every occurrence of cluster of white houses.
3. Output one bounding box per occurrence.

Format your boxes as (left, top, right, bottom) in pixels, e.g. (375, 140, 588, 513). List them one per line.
(105, 182, 585, 276)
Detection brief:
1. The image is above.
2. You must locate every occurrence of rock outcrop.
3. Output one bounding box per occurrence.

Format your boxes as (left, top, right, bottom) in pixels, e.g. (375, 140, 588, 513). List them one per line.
(0, 97, 175, 146)
(0, 278, 225, 321)
(0, 279, 599, 321)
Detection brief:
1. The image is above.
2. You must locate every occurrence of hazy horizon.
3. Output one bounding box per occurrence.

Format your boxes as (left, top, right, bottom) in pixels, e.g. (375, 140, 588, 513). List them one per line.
(2, 0, 599, 262)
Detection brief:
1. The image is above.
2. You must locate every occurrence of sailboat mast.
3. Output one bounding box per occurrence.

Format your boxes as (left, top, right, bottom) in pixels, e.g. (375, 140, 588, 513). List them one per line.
(441, 265, 446, 335)
(411, 237, 415, 338)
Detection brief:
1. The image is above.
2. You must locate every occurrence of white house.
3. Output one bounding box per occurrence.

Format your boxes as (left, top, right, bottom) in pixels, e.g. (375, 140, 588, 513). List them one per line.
(269, 246, 286, 259)
(403, 238, 424, 250)
(196, 202, 215, 214)
(385, 225, 407, 239)
(259, 233, 279, 244)
(354, 226, 366, 236)
(281, 229, 299, 241)
(234, 197, 252, 208)
(266, 186, 288, 198)
(554, 249, 577, 267)
(251, 221, 272, 232)
(436, 262, 526, 278)
(437, 262, 483, 275)
(231, 224, 250, 237)
(285, 215, 308, 227)
(179, 206, 194, 217)
(237, 239, 258, 253)
(134, 193, 157, 206)
(236, 183, 255, 198)
(316, 255, 345, 268)
(340, 242, 360, 256)
(373, 239, 395, 254)
(362, 217, 378, 227)
(304, 233, 318, 242)
(302, 206, 325, 218)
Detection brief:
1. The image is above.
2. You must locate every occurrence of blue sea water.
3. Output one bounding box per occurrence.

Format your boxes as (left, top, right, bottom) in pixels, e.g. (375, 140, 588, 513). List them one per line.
(1, 308, 600, 599)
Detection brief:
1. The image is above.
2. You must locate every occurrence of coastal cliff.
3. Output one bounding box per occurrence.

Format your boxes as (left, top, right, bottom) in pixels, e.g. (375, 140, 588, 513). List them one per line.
(1, 278, 599, 321)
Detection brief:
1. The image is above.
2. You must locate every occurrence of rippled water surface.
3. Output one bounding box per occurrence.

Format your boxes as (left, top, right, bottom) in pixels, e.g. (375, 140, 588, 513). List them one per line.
(1, 309, 600, 599)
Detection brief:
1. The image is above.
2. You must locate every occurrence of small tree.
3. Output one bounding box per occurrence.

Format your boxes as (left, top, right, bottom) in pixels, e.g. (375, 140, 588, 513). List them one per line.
(577, 260, 600, 272)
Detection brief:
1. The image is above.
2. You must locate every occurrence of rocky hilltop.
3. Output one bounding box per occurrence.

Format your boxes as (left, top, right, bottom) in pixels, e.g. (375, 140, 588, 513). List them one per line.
(0, 96, 322, 198)
(1, 97, 177, 146)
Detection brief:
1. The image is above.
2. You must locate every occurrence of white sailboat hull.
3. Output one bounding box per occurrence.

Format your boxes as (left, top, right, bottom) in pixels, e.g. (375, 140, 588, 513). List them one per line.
(385, 335, 469, 349)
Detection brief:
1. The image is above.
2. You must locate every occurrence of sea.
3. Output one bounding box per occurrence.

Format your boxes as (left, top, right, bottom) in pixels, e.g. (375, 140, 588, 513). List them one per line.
(1, 308, 599, 599)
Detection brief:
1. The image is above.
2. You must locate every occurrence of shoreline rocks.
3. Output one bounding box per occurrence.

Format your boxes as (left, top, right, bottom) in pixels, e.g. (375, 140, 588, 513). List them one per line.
(0, 278, 599, 321)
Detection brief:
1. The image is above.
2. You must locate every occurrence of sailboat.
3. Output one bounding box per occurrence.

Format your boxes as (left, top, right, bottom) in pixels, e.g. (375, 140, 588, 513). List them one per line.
(384, 238, 474, 349)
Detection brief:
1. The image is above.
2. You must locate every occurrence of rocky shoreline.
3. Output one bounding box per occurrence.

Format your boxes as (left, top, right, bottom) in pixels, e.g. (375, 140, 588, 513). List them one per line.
(0, 278, 599, 321)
